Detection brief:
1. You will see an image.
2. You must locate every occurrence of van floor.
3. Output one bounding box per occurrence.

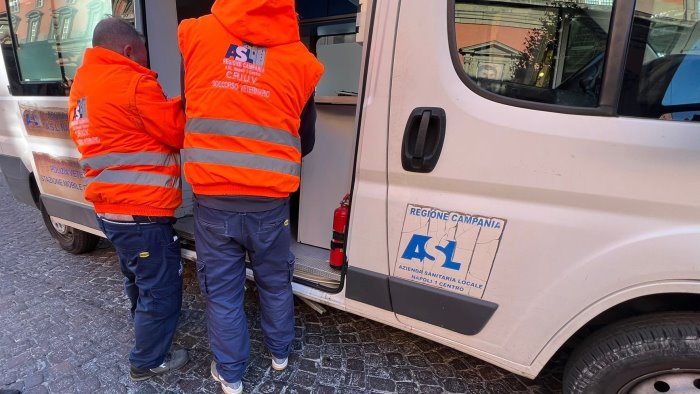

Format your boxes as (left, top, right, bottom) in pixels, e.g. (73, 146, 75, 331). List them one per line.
(174, 215, 342, 286)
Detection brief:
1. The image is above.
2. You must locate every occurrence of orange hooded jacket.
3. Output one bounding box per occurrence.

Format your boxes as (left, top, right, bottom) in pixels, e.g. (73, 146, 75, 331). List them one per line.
(69, 47, 185, 217)
(178, 0, 324, 198)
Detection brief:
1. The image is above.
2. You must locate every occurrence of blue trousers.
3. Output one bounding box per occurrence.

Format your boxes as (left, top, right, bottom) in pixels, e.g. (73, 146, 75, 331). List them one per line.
(97, 217, 183, 369)
(193, 200, 295, 383)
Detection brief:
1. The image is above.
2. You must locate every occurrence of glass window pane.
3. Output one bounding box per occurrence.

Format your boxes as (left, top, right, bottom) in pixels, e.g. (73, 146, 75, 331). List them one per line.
(453, 0, 615, 108)
(2, 0, 135, 95)
(619, 0, 700, 121)
(315, 34, 362, 97)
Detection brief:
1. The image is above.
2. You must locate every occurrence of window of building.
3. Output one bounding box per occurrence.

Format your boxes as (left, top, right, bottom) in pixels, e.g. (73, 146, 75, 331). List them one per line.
(3, 0, 137, 96)
(49, 7, 77, 41)
(59, 15, 72, 39)
(452, 0, 615, 108)
(27, 17, 40, 43)
(36, 0, 45, 8)
(618, 0, 700, 122)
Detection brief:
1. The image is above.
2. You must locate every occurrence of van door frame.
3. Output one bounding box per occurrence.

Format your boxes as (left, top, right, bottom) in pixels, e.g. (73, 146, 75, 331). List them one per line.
(294, 0, 379, 294)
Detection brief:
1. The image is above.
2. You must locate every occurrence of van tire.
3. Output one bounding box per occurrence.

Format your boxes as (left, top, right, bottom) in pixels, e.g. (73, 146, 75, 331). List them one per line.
(40, 202, 99, 254)
(563, 312, 700, 394)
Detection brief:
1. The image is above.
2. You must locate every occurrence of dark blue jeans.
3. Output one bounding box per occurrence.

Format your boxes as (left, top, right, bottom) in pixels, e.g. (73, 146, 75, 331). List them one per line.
(194, 200, 295, 383)
(97, 217, 183, 369)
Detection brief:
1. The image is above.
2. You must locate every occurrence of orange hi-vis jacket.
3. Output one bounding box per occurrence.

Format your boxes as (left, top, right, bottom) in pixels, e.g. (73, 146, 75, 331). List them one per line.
(178, 0, 324, 198)
(69, 47, 185, 217)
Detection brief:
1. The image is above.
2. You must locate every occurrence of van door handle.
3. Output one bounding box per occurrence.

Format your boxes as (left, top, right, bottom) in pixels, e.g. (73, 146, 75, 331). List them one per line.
(401, 107, 446, 173)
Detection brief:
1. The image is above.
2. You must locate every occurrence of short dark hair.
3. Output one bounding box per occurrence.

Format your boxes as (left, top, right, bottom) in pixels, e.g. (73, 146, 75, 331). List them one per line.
(92, 17, 143, 51)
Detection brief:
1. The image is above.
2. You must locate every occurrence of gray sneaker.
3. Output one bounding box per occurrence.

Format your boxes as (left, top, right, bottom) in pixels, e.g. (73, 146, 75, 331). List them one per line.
(271, 355, 288, 371)
(129, 349, 190, 381)
(211, 360, 242, 394)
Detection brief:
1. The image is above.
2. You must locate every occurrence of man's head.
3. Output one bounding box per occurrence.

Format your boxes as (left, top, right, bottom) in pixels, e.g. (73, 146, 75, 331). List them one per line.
(92, 17, 147, 67)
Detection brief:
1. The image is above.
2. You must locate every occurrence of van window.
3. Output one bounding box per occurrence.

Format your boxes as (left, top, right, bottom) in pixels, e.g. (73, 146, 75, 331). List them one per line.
(298, 9, 359, 104)
(0, 0, 135, 97)
(618, 0, 700, 121)
(452, 0, 615, 108)
(315, 34, 361, 97)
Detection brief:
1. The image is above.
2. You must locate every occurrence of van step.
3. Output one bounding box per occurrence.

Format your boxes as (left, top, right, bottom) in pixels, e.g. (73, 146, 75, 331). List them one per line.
(174, 216, 195, 241)
(290, 242, 341, 283)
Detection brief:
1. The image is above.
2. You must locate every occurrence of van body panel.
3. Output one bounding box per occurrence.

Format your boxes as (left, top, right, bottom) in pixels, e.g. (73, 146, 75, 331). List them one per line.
(299, 276, 538, 378)
(41, 194, 99, 230)
(0, 98, 27, 162)
(0, 153, 35, 207)
(0, 46, 32, 169)
(386, 0, 700, 368)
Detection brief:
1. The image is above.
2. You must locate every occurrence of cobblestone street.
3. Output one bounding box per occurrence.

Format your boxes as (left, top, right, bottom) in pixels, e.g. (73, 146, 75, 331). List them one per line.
(0, 175, 564, 393)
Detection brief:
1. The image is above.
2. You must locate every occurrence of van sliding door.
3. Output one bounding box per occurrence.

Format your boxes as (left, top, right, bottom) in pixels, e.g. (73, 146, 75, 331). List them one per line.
(385, 0, 633, 364)
(386, 0, 700, 372)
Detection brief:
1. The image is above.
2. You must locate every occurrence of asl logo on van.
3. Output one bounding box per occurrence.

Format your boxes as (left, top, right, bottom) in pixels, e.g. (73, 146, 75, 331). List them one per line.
(401, 235, 462, 271)
(225, 44, 267, 66)
(393, 204, 506, 299)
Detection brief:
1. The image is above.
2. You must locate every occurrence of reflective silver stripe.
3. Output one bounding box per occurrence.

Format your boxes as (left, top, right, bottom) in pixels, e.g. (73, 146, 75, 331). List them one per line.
(89, 170, 180, 188)
(80, 152, 178, 170)
(183, 148, 300, 177)
(186, 118, 301, 152)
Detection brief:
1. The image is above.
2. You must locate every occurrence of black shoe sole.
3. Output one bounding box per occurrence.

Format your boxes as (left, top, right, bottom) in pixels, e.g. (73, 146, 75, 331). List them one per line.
(129, 371, 157, 382)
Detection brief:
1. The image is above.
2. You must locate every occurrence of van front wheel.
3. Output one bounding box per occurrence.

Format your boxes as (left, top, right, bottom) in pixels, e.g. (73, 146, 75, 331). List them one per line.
(563, 312, 700, 394)
(40, 203, 99, 254)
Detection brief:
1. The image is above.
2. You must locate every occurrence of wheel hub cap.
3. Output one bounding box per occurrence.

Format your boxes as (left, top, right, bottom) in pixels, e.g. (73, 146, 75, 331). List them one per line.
(620, 369, 700, 394)
(50, 218, 68, 235)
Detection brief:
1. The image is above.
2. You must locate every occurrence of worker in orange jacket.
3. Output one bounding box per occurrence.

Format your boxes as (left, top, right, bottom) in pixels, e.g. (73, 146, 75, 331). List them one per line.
(69, 18, 189, 381)
(179, 1, 323, 392)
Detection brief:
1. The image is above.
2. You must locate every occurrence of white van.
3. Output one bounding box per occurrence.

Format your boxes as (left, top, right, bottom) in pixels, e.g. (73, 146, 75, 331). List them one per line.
(1, 1, 699, 392)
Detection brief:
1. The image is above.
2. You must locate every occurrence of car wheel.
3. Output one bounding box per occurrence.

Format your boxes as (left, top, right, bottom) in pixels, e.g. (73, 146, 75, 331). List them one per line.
(40, 202, 99, 254)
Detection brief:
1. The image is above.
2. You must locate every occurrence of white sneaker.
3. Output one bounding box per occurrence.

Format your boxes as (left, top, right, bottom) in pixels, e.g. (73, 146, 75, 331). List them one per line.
(210, 361, 242, 394)
(271, 355, 288, 371)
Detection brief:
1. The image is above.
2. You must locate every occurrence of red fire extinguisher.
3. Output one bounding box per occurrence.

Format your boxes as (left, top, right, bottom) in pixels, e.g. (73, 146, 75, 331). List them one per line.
(329, 194, 350, 269)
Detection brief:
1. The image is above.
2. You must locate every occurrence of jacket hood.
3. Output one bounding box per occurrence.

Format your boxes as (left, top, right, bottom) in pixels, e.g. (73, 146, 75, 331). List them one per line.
(211, 0, 300, 47)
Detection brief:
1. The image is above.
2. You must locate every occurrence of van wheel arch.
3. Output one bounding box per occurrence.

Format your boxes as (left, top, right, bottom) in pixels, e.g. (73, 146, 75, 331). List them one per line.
(38, 200, 99, 254)
(545, 293, 700, 390)
(29, 172, 41, 209)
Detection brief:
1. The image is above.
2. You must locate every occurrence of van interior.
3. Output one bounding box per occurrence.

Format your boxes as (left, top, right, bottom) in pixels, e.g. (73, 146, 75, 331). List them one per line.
(172, 0, 363, 291)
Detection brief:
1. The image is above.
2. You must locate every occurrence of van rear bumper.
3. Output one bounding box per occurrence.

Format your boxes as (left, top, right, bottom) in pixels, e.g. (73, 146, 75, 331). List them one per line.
(0, 154, 37, 209)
